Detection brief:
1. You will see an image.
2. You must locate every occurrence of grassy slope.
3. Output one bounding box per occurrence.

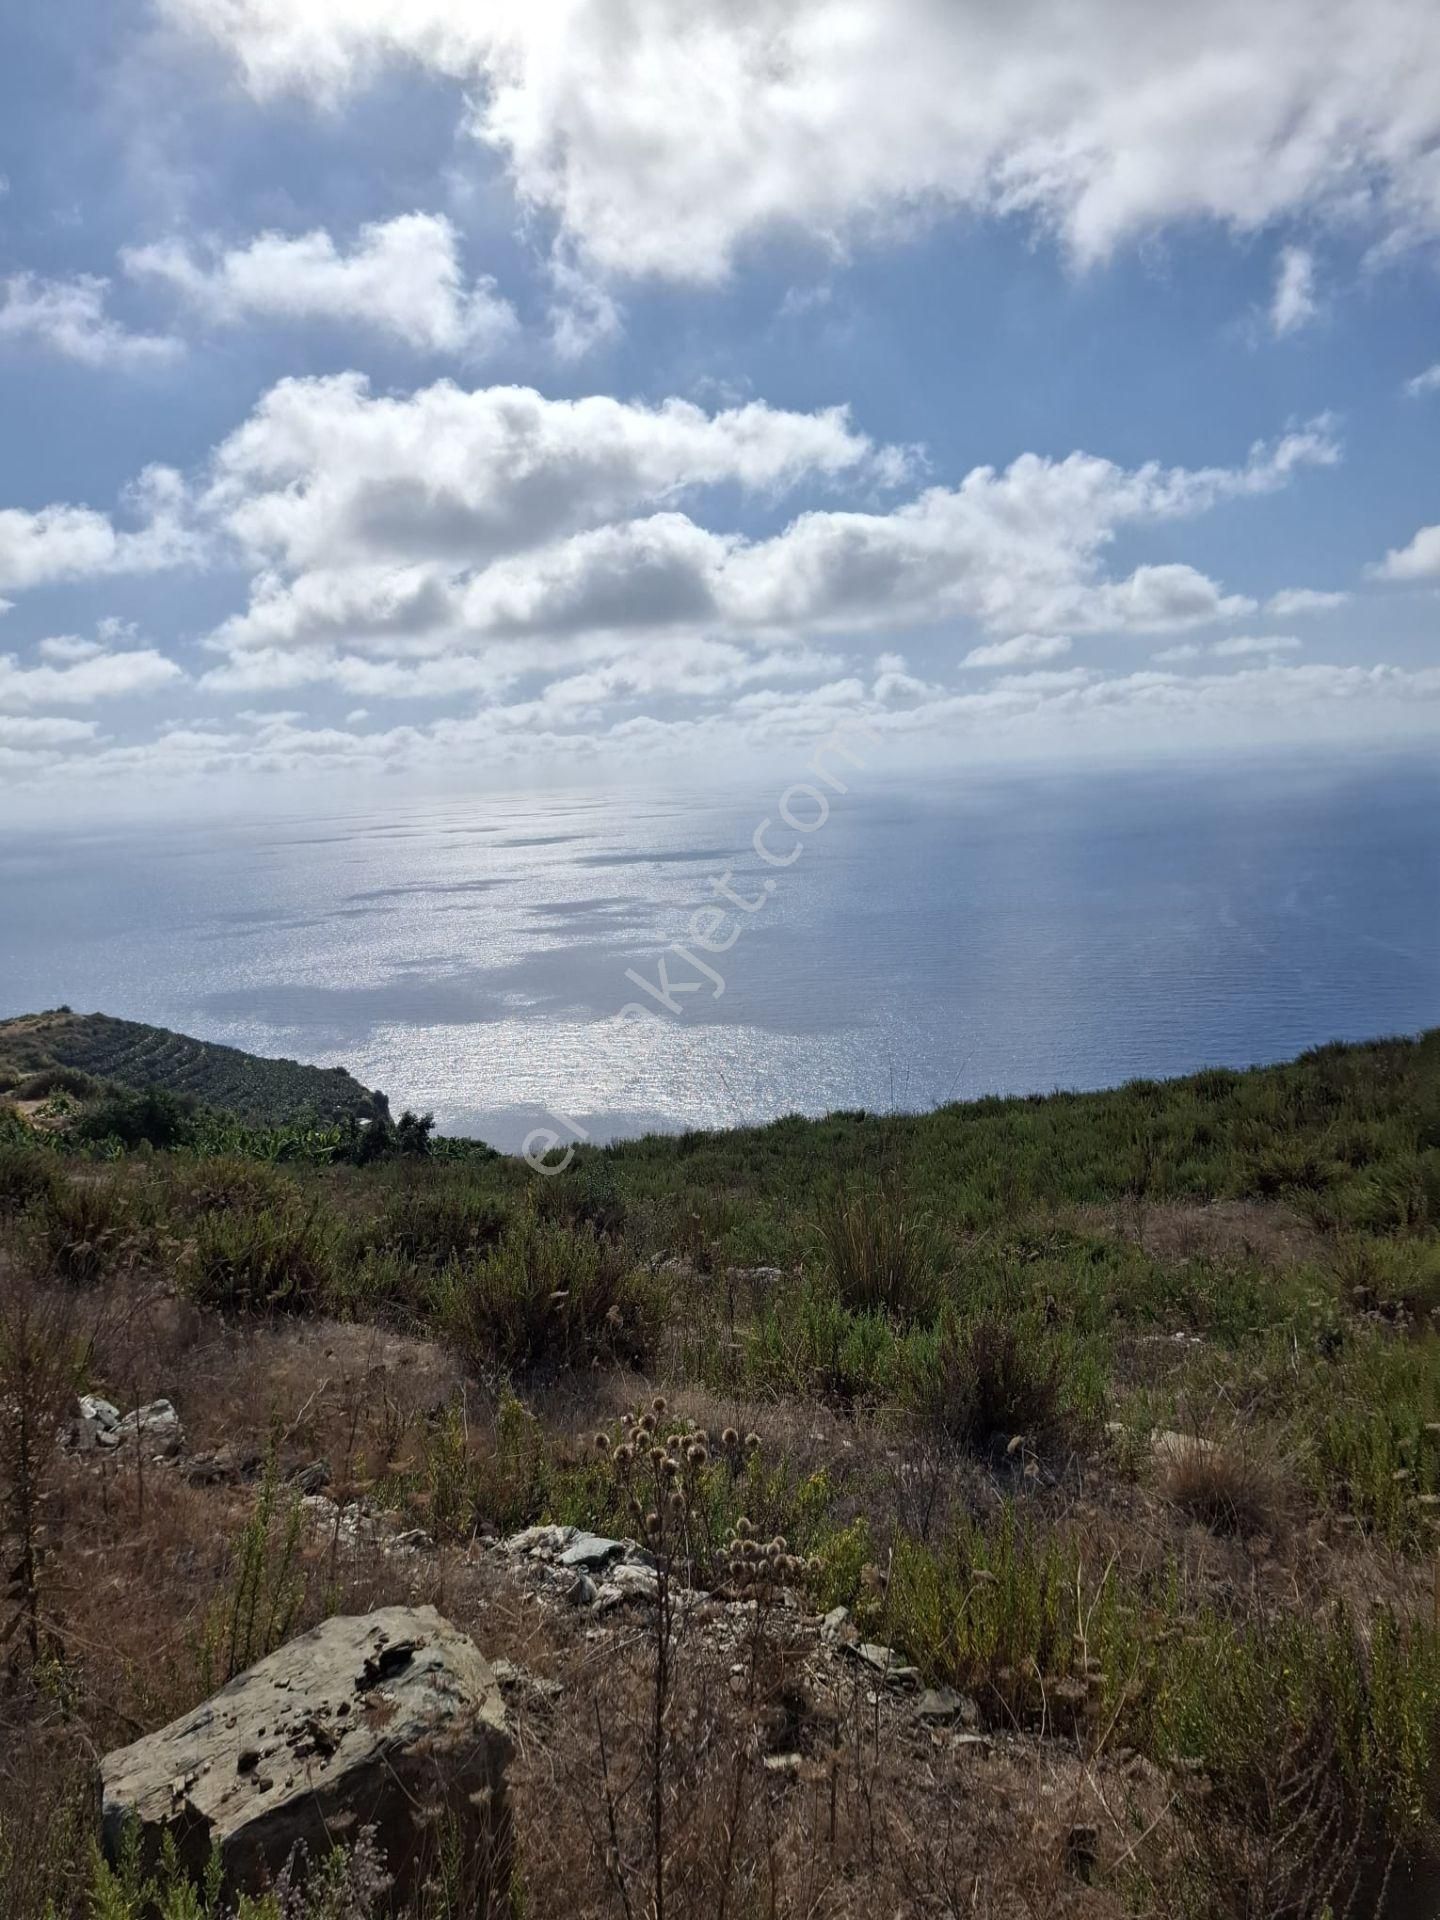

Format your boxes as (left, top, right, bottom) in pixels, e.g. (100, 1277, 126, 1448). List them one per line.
(0, 1008, 382, 1124)
(5, 1029, 1440, 1915)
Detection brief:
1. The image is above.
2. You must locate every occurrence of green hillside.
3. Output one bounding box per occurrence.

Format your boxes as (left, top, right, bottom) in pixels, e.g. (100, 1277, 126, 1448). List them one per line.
(0, 1007, 384, 1124)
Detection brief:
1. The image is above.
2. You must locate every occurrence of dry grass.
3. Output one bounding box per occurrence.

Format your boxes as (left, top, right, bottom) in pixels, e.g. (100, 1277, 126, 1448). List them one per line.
(1162, 1436, 1285, 1541)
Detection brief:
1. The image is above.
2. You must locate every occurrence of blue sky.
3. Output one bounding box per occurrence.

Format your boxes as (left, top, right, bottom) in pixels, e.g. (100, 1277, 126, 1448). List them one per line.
(1, 0, 1438, 816)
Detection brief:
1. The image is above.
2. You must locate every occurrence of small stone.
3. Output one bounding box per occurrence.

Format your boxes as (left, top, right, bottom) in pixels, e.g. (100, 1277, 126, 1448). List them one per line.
(503, 1525, 576, 1559)
(117, 1400, 184, 1458)
(556, 1532, 628, 1573)
(287, 1459, 332, 1496)
(913, 1686, 978, 1728)
(74, 1396, 122, 1451)
(851, 1642, 920, 1687)
(820, 1606, 854, 1645)
(591, 1562, 660, 1611)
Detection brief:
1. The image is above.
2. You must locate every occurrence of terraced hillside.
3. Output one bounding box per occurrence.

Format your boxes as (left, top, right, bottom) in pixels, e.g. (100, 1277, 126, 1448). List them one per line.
(0, 1008, 384, 1124)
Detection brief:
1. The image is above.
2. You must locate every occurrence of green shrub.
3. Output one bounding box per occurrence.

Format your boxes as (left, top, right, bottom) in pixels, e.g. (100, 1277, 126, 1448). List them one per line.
(73, 1085, 195, 1151)
(166, 1155, 300, 1221)
(901, 1310, 1103, 1454)
(745, 1280, 896, 1403)
(363, 1179, 510, 1268)
(26, 1176, 138, 1286)
(11, 1065, 105, 1102)
(0, 1141, 59, 1218)
(184, 1201, 338, 1313)
(433, 1220, 667, 1372)
(882, 1508, 1118, 1726)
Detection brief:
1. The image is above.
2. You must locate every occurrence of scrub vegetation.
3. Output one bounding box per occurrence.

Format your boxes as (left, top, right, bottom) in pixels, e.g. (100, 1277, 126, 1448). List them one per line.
(2, 1025, 1439, 1916)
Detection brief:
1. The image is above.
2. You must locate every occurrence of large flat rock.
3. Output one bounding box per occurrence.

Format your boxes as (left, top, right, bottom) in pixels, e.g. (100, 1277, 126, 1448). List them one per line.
(101, 1606, 511, 1906)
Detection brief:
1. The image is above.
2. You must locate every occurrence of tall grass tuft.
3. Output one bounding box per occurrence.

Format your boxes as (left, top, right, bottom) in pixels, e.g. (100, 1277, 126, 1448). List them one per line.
(815, 1171, 943, 1323)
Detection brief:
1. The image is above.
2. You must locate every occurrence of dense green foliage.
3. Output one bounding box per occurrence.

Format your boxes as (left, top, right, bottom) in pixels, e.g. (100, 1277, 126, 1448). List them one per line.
(0, 1008, 382, 1125)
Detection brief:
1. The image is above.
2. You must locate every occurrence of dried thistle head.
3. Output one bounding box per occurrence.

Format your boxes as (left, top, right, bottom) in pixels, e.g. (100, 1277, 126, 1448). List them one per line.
(652, 1395, 668, 1415)
(638, 1411, 656, 1434)
(736, 1515, 754, 1538)
(645, 1511, 662, 1539)
(667, 1489, 686, 1517)
(614, 1443, 635, 1467)
(744, 1432, 761, 1452)
(722, 1426, 740, 1448)
(593, 1431, 610, 1453)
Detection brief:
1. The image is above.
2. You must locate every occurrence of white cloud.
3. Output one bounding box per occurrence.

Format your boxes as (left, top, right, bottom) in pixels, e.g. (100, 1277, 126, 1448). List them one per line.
(1373, 524, 1440, 582)
(0, 466, 199, 594)
(192, 379, 1334, 701)
(11, 657, 1440, 798)
(1209, 634, 1302, 657)
(1270, 246, 1318, 337)
(1157, 634, 1304, 660)
(0, 272, 181, 368)
(0, 714, 100, 747)
(161, 0, 1440, 284)
(124, 213, 516, 356)
(962, 633, 1072, 668)
(1266, 587, 1349, 615)
(204, 373, 903, 573)
(1405, 364, 1440, 398)
(37, 636, 107, 662)
(0, 647, 185, 711)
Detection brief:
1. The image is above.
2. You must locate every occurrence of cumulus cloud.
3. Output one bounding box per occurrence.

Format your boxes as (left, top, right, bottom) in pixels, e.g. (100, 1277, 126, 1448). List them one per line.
(0, 646, 185, 711)
(0, 272, 180, 369)
(1155, 635, 1302, 661)
(124, 213, 516, 356)
(0, 466, 199, 594)
(1372, 524, 1440, 581)
(160, 0, 1440, 285)
(1209, 634, 1302, 657)
(1266, 587, 1349, 615)
(1405, 364, 1440, 398)
(195, 376, 1333, 692)
(962, 633, 1073, 668)
(203, 373, 904, 572)
(0, 714, 100, 747)
(1270, 246, 1318, 337)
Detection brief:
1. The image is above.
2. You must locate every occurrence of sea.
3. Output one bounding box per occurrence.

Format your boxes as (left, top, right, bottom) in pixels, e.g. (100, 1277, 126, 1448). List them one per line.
(2, 752, 1436, 1151)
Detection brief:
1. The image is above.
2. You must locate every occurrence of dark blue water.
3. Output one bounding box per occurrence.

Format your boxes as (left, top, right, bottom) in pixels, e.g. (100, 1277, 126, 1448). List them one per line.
(1, 754, 1435, 1148)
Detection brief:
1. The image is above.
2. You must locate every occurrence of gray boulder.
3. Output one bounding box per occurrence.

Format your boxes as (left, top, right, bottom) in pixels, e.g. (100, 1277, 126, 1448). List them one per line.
(101, 1606, 511, 1908)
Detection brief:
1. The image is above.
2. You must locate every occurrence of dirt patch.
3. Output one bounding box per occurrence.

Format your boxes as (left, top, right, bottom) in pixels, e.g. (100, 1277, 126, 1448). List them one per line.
(1076, 1198, 1325, 1267)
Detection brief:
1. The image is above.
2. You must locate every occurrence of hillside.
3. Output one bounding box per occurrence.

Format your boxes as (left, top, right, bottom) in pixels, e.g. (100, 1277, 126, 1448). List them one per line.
(2, 1030, 1440, 1918)
(0, 1007, 385, 1125)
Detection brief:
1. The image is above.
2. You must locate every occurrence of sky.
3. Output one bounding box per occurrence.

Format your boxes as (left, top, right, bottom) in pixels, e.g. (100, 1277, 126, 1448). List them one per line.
(1, 0, 1438, 818)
